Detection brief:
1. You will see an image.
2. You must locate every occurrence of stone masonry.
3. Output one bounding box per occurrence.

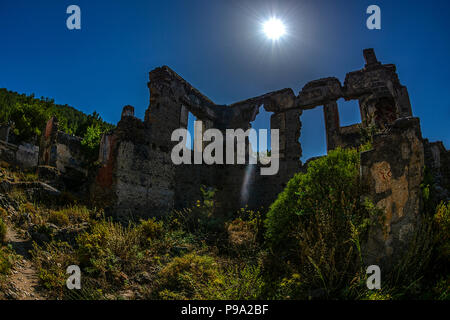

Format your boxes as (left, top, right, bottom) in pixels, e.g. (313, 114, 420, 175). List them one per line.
(87, 49, 449, 270)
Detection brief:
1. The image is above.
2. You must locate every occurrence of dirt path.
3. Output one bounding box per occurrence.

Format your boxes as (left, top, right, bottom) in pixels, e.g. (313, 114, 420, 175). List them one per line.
(3, 226, 47, 300)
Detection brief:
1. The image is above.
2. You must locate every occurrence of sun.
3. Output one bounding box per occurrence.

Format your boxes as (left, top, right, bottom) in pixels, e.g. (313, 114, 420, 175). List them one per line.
(263, 18, 286, 40)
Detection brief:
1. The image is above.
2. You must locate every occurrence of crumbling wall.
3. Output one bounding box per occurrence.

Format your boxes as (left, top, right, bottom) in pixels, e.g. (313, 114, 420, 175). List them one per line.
(0, 124, 39, 169)
(360, 117, 425, 271)
(15, 143, 39, 168)
(93, 107, 171, 218)
(91, 49, 445, 237)
(39, 117, 88, 184)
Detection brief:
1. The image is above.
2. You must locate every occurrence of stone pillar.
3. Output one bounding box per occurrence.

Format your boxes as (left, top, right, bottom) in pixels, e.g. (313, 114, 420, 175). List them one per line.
(363, 48, 381, 68)
(396, 86, 413, 118)
(360, 117, 424, 272)
(39, 116, 59, 166)
(121, 105, 135, 119)
(323, 101, 341, 151)
(271, 113, 286, 159)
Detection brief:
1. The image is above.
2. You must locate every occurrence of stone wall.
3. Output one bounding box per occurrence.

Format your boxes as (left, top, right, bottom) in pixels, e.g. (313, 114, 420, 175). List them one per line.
(91, 49, 447, 230)
(0, 126, 39, 169)
(38, 117, 88, 190)
(360, 117, 425, 271)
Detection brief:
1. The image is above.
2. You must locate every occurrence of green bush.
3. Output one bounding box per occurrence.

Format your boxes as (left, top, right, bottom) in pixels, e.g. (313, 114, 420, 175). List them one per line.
(48, 205, 91, 226)
(48, 211, 70, 227)
(155, 253, 224, 300)
(76, 220, 144, 281)
(434, 201, 450, 261)
(138, 218, 164, 243)
(31, 241, 77, 297)
(0, 88, 114, 144)
(220, 264, 265, 300)
(264, 147, 380, 297)
(81, 124, 103, 160)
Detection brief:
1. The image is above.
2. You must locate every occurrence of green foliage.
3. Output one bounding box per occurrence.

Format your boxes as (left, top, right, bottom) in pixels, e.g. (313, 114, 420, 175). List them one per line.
(220, 264, 265, 300)
(265, 147, 369, 252)
(169, 186, 228, 244)
(48, 205, 91, 227)
(155, 253, 224, 300)
(138, 218, 164, 244)
(31, 241, 77, 297)
(363, 290, 393, 300)
(225, 210, 262, 260)
(76, 220, 144, 282)
(430, 276, 450, 300)
(387, 214, 435, 298)
(63, 278, 105, 300)
(0, 88, 114, 144)
(0, 246, 15, 275)
(359, 124, 379, 145)
(48, 211, 70, 227)
(433, 201, 450, 264)
(0, 218, 6, 244)
(81, 124, 103, 160)
(264, 147, 381, 298)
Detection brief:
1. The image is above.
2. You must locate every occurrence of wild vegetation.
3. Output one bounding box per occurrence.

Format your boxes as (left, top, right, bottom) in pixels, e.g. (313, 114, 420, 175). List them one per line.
(0, 89, 114, 150)
(0, 145, 447, 300)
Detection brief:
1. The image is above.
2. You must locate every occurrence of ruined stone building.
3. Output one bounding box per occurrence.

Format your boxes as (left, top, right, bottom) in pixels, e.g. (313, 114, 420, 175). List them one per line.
(0, 124, 39, 169)
(35, 49, 449, 268)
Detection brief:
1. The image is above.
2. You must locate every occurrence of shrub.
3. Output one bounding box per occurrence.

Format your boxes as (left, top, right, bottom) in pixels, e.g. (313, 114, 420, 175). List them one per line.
(0, 246, 14, 274)
(76, 220, 144, 282)
(18, 202, 43, 226)
(363, 290, 393, 300)
(48, 210, 70, 227)
(81, 124, 103, 161)
(264, 147, 380, 297)
(155, 253, 224, 300)
(31, 241, 77, 297)
(434, 201, 450, 261)
(225, 214, 261, 261)
(227, 218, 256, 248)
(0, 218, 7, 244)
(138, 218, 164, 243)
(220, 264, 265, 300)
(48, 205, 91, 226)
(169, 186, 228, 245)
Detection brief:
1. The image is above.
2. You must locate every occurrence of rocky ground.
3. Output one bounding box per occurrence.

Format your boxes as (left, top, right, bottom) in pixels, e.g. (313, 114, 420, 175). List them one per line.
(2, 224, 46, 300)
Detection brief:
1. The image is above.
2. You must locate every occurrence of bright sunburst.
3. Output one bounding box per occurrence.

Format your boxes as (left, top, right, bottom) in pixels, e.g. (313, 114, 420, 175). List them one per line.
(263, 18, 286, 40)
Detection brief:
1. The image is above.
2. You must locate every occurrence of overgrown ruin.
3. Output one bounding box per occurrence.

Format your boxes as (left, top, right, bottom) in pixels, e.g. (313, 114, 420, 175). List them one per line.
(2, 49, 448, 269)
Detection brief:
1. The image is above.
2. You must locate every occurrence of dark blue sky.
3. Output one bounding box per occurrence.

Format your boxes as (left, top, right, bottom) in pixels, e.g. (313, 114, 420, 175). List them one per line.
(0, 0, 449, 161)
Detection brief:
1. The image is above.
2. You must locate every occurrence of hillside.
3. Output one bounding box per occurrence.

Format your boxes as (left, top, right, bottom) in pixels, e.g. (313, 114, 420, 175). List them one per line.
(0, 88, 114, 144)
